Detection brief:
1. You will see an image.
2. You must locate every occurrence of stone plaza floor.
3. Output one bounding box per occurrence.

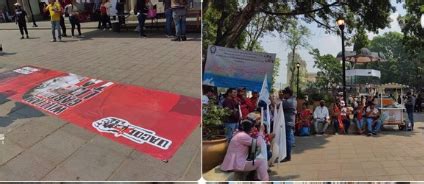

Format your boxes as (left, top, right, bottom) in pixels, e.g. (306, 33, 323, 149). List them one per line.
(0, 27, 201, 181)
(269, 113, 424, 181)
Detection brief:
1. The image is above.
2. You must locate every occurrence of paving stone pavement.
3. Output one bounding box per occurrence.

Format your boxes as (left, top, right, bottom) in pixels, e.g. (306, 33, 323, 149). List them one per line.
(0, 29, 201, 181)
(269, 113, 424, 181)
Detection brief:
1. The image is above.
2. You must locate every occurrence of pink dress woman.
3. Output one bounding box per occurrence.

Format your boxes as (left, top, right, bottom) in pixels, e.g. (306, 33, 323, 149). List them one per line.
(220, 131, 269, 181)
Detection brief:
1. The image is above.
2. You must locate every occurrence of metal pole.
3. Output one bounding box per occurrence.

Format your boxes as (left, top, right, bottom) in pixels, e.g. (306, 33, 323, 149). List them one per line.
(297, 65, 300, 97)
(341, 28, 347, 103)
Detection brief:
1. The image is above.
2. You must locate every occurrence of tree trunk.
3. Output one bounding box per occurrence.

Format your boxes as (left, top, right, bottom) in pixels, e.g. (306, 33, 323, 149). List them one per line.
(215, 0, 266, 48)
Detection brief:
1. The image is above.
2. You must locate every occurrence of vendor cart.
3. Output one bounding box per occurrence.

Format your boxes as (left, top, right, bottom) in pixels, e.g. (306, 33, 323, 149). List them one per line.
(378, 83, 409, 130)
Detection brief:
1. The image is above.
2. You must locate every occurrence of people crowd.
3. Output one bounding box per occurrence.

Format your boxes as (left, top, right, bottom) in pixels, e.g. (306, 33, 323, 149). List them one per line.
(9, 0, 191, 41)
(202, 84, 424, 181)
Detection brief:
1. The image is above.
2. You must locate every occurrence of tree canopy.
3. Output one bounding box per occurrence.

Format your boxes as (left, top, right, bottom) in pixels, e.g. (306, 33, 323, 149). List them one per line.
(204, 0, 394, 48)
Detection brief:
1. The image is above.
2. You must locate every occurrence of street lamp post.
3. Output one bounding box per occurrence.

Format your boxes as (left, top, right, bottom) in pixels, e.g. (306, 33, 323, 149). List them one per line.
(337, 17, 347, 103)
(421, 13, 424, 29)
(296, 62, 300, 97)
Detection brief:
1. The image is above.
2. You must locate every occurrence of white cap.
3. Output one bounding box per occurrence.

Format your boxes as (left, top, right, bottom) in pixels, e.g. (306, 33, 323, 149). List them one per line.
(14, 2, 21, 6)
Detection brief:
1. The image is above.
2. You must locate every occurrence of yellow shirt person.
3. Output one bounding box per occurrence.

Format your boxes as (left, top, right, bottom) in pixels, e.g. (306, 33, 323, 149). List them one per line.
(45, 2, 62, 21)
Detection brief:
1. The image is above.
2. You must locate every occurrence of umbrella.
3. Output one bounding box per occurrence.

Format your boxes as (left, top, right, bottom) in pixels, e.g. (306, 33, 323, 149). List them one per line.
(337, 48, 386, 64)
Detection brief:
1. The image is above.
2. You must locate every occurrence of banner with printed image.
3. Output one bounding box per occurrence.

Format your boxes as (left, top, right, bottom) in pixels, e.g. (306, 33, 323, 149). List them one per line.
(203, 45, 276, 91)
(0, 66, 201, 160)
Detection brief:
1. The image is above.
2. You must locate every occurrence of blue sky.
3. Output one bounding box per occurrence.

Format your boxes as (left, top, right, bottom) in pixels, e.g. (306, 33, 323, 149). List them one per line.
(261, 1, 406, 86)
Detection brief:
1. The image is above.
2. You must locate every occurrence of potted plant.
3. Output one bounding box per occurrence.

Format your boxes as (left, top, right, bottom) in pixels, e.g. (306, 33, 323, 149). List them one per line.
(202, 98, 230, 173)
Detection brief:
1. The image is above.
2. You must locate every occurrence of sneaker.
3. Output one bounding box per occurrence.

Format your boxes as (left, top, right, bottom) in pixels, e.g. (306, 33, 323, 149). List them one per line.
(50, 39, 56, 42)
(181, 36, 187, 41)
(20, 36, 24, 39)
(372, 132, 377, 136)
(166, 34, 173, 38)
(26, 35, 29, 39)
(335, 132, 339, 135)
(58, 38, 62, 42)
(367, 133, 372, 136)
(172, 37, 181, 41)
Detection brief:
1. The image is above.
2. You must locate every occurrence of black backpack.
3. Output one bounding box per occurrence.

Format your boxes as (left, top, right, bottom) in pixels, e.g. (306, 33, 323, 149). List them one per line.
(246, 138, 261, 165)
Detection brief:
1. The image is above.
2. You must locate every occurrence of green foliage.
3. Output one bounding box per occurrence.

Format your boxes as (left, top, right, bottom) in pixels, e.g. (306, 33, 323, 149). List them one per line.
(310, 92, 324, 101)
(271, 57, 281, 93)
(353, 28, 370, 52)
(397, 1, 424, 88)
(202, 99, 230, 140)
(366, 31, 422, 88)
(310, 49, 342, 90)
(202, 0, 244, 52)
(283, 21, 311, 90)
(205, 0, 394, 47)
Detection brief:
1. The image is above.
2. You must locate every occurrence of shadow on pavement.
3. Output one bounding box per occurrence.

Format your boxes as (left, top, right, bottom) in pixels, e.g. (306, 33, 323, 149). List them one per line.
(269, 170, 300, 180)
(378, 125, 418, 137)
(0, 94, 45, 128)
(0, 52, 17, 56)
(292, 135, 330, 154)
(26, 37, 41, 40)
(78, 29, 200, 40)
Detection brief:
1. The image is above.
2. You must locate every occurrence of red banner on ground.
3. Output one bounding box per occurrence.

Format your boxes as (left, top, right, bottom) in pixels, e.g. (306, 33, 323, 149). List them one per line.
(0, 66, 200, 160)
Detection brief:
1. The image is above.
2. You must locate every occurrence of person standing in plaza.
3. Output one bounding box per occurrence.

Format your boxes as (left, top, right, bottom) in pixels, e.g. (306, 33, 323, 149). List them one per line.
(171, 0, 187, 41)
(281, 87, 296, 162)
(134, 0, 148, 37)
(163, 0, 173, 37)
(57, 0, 68, 37)
(222, 88, 241, 141)
(13, 3, 29, 39)
(44, 0, 62, 42)
(313, 100, 330, 135)
(250, 91, 259, 110)
(64, 0, 84, 38)
(415, 94, 422, 112)
(405, 92, 416, 130)
(237, 88, 254, 119)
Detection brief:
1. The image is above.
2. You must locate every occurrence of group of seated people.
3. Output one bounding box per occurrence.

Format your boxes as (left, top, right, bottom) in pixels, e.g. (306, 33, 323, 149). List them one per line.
(218, 96, 384, 181)
(296, 99, 383, 136)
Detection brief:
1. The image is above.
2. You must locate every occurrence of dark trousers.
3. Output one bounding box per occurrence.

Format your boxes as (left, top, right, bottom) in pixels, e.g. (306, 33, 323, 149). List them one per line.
(60, 16, 67, 36)
(285, 126, 293, 159)
(407, 111, 414, 129)
(333, 119, 351, 134)
(69, 16, 81, 36)
(100, 14, 108, 29)
(137, 13, 146, 36)
(100, 14, 111, 29)
(18, 22, 28, 36)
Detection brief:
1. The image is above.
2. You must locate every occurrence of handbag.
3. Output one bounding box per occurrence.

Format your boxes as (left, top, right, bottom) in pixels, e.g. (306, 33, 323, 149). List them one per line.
(147, 8, 156, 18)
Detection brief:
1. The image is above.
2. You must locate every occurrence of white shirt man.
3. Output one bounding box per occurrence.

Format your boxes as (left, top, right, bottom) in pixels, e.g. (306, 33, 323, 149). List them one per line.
(313, 100, 330, 135)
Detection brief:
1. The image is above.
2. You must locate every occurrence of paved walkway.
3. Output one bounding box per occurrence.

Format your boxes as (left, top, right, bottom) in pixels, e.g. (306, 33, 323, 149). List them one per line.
(269, 113, 424, 181)
(0, 19, 199, 30)
(0, 29, 201, 181)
